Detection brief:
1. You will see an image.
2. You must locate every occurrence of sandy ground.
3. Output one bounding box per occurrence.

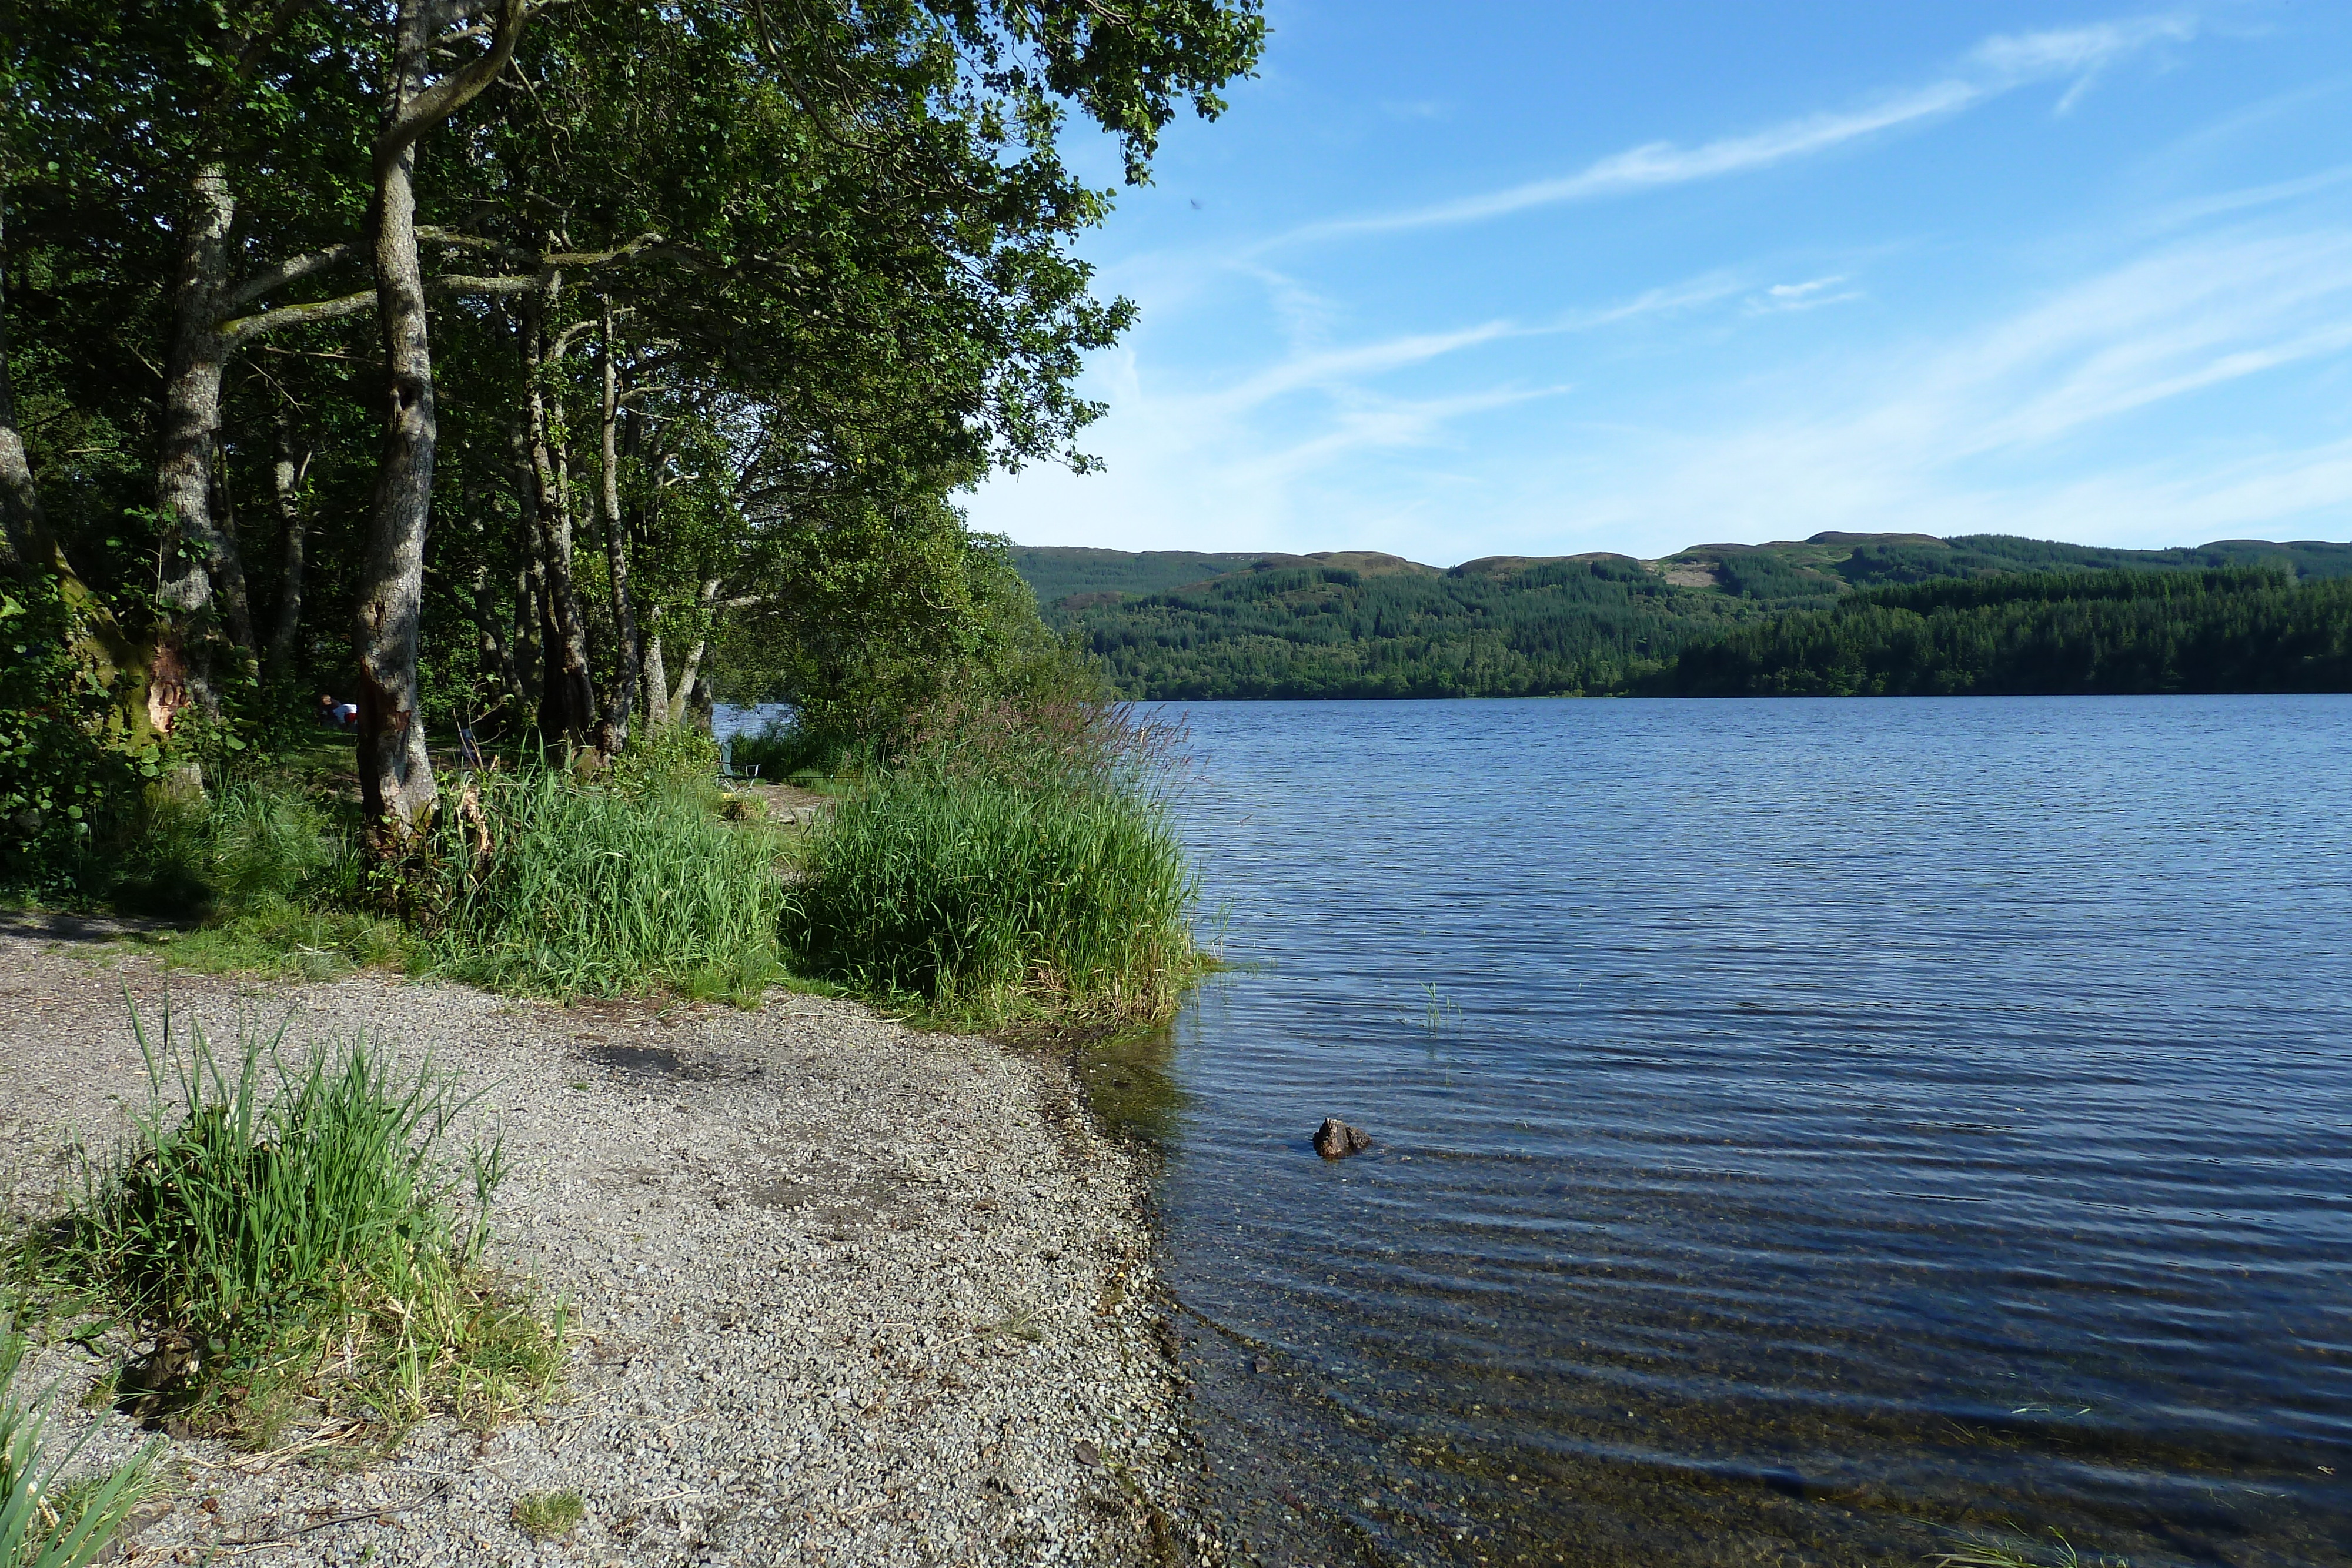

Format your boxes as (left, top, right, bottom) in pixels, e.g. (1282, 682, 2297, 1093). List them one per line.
(0, 921, 1220, 1566)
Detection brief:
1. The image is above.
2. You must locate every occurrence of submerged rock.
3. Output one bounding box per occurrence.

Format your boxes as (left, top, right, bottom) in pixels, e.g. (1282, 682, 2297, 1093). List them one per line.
(1314, 1117, 1372, 1159)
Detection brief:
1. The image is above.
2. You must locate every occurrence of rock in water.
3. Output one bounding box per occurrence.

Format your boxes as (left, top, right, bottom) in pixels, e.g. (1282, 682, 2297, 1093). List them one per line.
(1314, 1117, 1372, 1159)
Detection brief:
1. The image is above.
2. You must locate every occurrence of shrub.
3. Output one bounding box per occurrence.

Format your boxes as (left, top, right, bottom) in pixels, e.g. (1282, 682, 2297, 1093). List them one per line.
(0, 573, 149, 904)
(784, 691, 1202, 1030)
(0, 1324, 159, 1568)
(60, 1011, 562, 1449)
(726, 714, 841, 782)
(423, 768, 784, 999)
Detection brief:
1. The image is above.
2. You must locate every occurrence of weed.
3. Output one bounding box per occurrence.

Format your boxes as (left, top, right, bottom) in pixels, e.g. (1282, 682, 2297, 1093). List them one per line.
(1933, 1530, 2113, 1568)
(53, 1008, 563, 1450)
(978, 1309, 1044, 1343)
(512, 1489, 584, 1540)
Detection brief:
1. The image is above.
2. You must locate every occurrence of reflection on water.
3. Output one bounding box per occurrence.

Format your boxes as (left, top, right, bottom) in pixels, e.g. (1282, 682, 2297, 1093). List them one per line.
(1107, 697, 2352, 1568)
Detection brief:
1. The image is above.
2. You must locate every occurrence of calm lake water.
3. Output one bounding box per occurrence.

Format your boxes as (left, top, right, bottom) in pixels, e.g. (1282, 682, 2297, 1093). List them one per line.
(1085, 697, 2352, 1568)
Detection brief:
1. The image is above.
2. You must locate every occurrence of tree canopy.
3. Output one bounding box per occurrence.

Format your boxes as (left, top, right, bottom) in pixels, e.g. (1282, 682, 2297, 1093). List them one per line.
(0, 0, 1265, 867)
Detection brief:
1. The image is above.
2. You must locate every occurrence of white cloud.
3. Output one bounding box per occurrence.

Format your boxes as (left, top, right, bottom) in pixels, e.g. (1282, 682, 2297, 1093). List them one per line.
(1750, 276, 1864, 313)
(1966, 15, 2194, 79)
(1520, 225, 2352, 553)
(1264, 13, 2199, 249)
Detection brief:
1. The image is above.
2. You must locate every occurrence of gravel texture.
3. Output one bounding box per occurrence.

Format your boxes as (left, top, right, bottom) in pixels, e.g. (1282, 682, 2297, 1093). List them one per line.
(0, 922, 1217, 1566)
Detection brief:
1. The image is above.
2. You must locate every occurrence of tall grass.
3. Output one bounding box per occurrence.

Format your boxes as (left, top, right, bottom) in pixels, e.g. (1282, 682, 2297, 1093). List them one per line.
(422, 766, 784, 1000)
(0, 1325, 158, 1568)
(784, 691, 1203, 1031)
(113, 781, 349, 920)
(59, 1011, 562, 1449)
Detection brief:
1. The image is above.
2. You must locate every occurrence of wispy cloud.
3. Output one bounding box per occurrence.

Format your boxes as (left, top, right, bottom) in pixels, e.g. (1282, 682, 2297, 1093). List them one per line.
(1265, 14, 2198, 248)
(1528, 223, 2352, 551)
(1749, 275, 1864, 313)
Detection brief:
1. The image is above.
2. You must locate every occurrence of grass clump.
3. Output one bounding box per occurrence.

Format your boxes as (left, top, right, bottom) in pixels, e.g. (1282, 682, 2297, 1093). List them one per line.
(421, 767, 784, 1001)
(0, 1324, 160, 1568)
(113, 780, 352, 922)
(55, 1009, 562, 1451)
(1935, 1533, 2116, 1568)
(512, 1488, 584, 1539)
(783, 692, 1203, 1032)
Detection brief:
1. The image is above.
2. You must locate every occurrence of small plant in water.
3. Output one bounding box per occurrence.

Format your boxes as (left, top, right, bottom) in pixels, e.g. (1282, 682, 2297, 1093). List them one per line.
(512, 1489, 585, 1540)
(1934, 1529, 2114, 1568)
(1401, 981, 1460, 1034)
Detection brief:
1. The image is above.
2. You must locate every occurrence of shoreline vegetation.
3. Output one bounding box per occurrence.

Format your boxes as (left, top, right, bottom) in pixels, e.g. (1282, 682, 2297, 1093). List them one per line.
(1018, 531, 2352, 700)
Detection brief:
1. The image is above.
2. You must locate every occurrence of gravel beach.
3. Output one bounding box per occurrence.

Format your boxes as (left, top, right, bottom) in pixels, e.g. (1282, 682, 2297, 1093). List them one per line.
(0, 920, 1212, 1566)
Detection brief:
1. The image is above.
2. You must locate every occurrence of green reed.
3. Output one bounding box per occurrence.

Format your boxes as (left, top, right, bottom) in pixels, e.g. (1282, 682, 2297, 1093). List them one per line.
(425, 767, 784, 1001)
(0, 1317, 160, 1568)
(783, 693, 1203, 1031)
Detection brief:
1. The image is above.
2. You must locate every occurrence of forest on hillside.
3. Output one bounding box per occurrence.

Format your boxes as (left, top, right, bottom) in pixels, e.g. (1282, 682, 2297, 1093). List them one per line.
(1042, 534, 2352, 699)
(1646, 569, 2352, 697)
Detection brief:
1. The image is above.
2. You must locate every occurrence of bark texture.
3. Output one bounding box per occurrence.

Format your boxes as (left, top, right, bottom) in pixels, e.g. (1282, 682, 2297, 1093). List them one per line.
(153, 163, 259, 716)
(355, 0, 529, 840)
(592, 297, 640, 754)
(522, 284, 597, 744)
(266, 406, 309, 684)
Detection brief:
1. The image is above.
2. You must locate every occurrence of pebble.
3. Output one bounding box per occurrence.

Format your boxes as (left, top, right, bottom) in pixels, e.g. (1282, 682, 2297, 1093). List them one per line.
(0, 931, 1230, 1565)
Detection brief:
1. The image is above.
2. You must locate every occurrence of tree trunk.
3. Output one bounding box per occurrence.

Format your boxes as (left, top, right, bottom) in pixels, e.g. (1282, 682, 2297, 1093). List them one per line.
(592, 297, 639, 754)
(153, 162, 258, 720)
(512, 563, 542, 710)
(522, 282, 596, 745)
(461, 561, 528, 717)
(265, 405, 309, 685)
(640, 612, 670, 733)
(354, 0, 529, 839)
(666, 580, 721, 725)
(506, 414, 549, 718)
(210, 443, 256, 660)
(348, 0, 532, 834)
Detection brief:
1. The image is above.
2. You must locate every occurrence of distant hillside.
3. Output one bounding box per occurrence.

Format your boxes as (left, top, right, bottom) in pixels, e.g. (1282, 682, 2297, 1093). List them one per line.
(1010, 548, 1299, 611)
(1648, 568, 2352, 697)
(1011, 532, 2352, 699)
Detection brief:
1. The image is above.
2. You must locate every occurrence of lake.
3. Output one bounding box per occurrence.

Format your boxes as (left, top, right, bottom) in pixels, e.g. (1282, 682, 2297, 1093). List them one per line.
(1086, 696, 2352, 1567)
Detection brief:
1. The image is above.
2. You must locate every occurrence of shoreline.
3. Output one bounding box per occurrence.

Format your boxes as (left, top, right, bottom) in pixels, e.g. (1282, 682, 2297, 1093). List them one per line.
(0, 925, 1215, 1565)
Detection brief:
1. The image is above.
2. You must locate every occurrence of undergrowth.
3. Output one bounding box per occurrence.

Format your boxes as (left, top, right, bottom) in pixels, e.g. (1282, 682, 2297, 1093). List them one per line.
(784, 691, 1205, 1032)
(50, 1009, 563, 1453)
(420, 767, 784, 1001)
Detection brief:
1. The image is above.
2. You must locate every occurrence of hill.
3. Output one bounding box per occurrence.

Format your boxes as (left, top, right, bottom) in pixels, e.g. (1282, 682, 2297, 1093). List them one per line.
(1010, 533, 2352, 699)
(1648, 568, 2352, 696)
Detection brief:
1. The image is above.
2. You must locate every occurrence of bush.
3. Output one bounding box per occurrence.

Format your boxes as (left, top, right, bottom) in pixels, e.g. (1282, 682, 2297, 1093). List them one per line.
(726, 714, 844, 783)
(783, 691, 1202, 1030)
(0, 574, 149, 904)
(59, 1011, 561, 1450)
(0, 1322, 159, 1568)
(423, 767, 784, 999)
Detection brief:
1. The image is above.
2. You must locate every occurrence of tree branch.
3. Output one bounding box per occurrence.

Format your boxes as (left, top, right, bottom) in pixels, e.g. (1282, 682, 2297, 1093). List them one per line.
(376, 0, 533, 171)
(220, 289, 377, 342)
(220, 273, 553, 340)
(219, 241, 363, 313)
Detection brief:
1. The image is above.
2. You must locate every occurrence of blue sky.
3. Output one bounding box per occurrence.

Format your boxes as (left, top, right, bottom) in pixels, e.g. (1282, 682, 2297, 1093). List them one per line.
(964, 1, 2352, 564)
